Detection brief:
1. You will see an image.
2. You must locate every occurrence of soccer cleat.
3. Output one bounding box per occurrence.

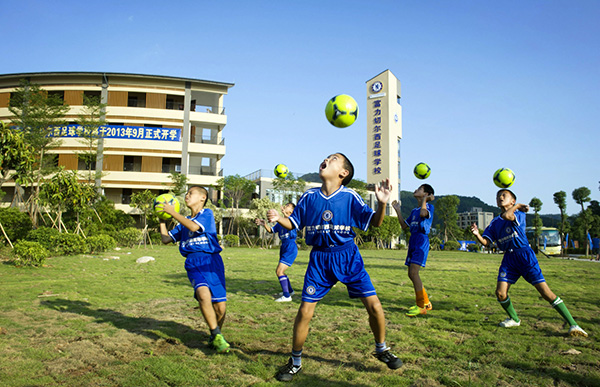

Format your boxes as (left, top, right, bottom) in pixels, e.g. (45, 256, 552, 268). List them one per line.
(406, 305, 428, 317)
(211, 333, 230, 353)
(278, 290, 295, 297)
(373, 348, 403, 369)
(275, 295, 293, 302)
(276, 358, 302, 382)
(568, 325, 588, 337)
(498, 318, 521, 328)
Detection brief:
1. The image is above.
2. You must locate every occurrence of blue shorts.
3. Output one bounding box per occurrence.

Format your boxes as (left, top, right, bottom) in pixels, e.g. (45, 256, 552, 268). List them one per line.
(498, 247, 545, 285)
(184, 252, 227, 302)
(279, 240, 299, 267)
(405, 233, 430, 267)
(302, 242, 376, 302)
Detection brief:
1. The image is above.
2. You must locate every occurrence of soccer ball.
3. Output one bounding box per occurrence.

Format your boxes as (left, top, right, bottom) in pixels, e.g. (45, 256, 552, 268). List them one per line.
(154, 193, 180, 220)
(325, 94, 359, 128)
(414, 162, 431, 179)
(493, 168, 515, 188)
(274, 164, 289, 178)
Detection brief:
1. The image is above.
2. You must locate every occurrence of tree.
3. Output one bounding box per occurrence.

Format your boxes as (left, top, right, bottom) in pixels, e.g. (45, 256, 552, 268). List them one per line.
(435, 195, 460, 243)
(38, 168, 95, 233)
(0, 121, 35, 192)
(366, 216, 402, 249)
(572, 187, 592, 256)
(75, 95, 107, 185)
(130, 190, 156, 246)
(529, 197, 543, 252)
(8, 79, 69, 226)
(553, 191, 569, 255)
(167, 171, 189, 197)
(217, 175, 255, 235)
(347, 179, 369, 201)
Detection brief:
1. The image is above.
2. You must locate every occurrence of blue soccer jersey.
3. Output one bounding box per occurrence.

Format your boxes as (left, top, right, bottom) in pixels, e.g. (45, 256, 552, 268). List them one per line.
(482, 210, 529, 252)
(169, 208, 222, 256)
(272, 223, 298, 266)
(405, 203, 434, 267)
(289, 186, 374, 248)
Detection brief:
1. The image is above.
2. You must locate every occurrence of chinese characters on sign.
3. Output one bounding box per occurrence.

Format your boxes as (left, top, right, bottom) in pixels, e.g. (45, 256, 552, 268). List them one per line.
(371, 98, 383, 175)
(52, 124, 182, 142)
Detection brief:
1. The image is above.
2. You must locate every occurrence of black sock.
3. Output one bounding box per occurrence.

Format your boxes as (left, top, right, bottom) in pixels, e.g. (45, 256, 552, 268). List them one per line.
(210, 326, 221, 337)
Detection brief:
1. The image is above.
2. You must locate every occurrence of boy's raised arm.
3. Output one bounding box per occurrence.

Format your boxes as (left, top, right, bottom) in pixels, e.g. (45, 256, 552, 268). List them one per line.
(267, 209, 293, 230)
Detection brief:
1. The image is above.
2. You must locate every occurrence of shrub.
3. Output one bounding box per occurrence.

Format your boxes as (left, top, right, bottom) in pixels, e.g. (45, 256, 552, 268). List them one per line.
(467, 243, 480, 252)
(360, 241, 376, 250)
(223, 234, 239, 247)
(112, 227, 142, 247)
(86, 234, 117, 253)
(26, 227, 60, 251)
(0, 207, 33, 244)
(55, 233, 88, 256)
(12, 240, 49, 267)
(443, 240, 461, 251)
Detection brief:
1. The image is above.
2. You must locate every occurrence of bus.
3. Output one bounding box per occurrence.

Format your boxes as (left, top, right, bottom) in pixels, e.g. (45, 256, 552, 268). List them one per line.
(525, 227, 562, 256)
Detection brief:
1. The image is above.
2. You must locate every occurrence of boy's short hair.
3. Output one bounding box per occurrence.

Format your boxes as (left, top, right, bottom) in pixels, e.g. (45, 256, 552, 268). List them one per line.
(337, 152, 354, 186)
(285, 202, 296, 209)
(189, 186, 208, 202)
(497, 189, 517, 201)
(421, 184, 434, 196)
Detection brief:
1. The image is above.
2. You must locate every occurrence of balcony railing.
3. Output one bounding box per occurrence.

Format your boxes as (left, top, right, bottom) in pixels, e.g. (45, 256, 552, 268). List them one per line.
(188, 166, 224, 176)
(191, 134, 225, 145)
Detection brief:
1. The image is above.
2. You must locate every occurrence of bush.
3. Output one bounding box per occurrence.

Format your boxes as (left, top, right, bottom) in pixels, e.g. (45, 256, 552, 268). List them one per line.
(360, 241, 376, 250)
(443, 240, 461, 251)
(55, 233, 88, 256)
(467, 243, 480, 252)
(223, 234, 239, 247)
(12, 240, 49, 267)
(26, 227, 60, 251)
(112, 227, 142, 247)
(0, 207, 33, 244)
(86, 234, 117, 253)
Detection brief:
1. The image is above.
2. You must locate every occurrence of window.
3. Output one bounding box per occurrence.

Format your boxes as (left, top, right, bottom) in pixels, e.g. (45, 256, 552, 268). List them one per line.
(122, 188, 132, 204)
(78, 155, 96, 171)
(162, 157, 181, 173)
(123, 156, 142, 172)
(47, 90, 64, 102)
(83, 90, 101, 103)
(127, 92, 146, 107)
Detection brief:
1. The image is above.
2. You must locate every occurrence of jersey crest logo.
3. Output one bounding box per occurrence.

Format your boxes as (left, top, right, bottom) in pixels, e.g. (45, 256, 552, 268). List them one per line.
(306, 286, 316, 295)
(505, 227, 511, 234)
(499, 271, 507, 278)
(322, 210, 333, 222)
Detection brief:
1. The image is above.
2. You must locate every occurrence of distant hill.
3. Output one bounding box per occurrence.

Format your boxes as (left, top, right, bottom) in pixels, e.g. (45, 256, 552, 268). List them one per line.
(299, 172, 320, 183)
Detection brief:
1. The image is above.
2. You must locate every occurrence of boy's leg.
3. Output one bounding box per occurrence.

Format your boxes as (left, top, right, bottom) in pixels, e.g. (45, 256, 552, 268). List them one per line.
(292, 301, 317, 352)
(196, 286, 218, 330)
(276, 301, 317, 381)
(362, 295, 403, 369)
(361, 295, 385, 343)
(407, 264, 431, 315)
(213, 301, 226, 328)
(196, 287, 230, 352)
(276, 262, 293, 300)
(496, 281, 520, 326)
(534, 282, 587, 336)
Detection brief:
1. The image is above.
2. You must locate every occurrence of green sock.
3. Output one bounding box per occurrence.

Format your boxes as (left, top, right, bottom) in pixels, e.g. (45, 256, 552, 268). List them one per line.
(551, 297, 577, 326)
(499, 297, 520, 322)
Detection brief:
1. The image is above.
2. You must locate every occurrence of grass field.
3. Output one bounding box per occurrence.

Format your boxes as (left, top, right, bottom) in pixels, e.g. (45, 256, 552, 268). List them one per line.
(1, 245, 599, 386)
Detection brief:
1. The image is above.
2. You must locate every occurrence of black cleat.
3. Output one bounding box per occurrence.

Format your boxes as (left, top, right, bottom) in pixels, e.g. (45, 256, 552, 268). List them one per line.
(373, 349, 403, 369)
(276, 357, 302, 382)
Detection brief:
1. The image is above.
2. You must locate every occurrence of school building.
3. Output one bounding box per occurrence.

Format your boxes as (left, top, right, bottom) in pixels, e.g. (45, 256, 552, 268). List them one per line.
(457, 207, 495, 230)
(0, 72, 234, 212)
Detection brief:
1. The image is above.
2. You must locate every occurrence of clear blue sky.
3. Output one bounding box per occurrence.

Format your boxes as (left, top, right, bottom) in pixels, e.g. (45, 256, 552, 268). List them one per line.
(3, 0, 598, 215)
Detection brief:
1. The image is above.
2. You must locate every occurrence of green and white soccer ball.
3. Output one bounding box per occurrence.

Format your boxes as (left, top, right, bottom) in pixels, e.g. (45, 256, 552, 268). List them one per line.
(413, 162, 431, 180)
(325, 94, 359, 128)
(493, 168, 515, 188)
(274, 163, 289, 178)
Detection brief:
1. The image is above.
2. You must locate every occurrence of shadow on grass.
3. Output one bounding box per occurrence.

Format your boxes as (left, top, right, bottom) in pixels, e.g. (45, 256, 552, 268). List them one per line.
(502, 360, 600, 386)
(40, 298, 212, 354)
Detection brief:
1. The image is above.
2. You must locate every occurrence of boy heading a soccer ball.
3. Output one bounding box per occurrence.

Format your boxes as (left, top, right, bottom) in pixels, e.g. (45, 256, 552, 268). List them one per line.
(470, 189, 587, 337)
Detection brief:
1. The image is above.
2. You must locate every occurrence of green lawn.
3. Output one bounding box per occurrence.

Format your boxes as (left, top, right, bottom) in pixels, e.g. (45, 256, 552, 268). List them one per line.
(1, 246, 598, 386)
